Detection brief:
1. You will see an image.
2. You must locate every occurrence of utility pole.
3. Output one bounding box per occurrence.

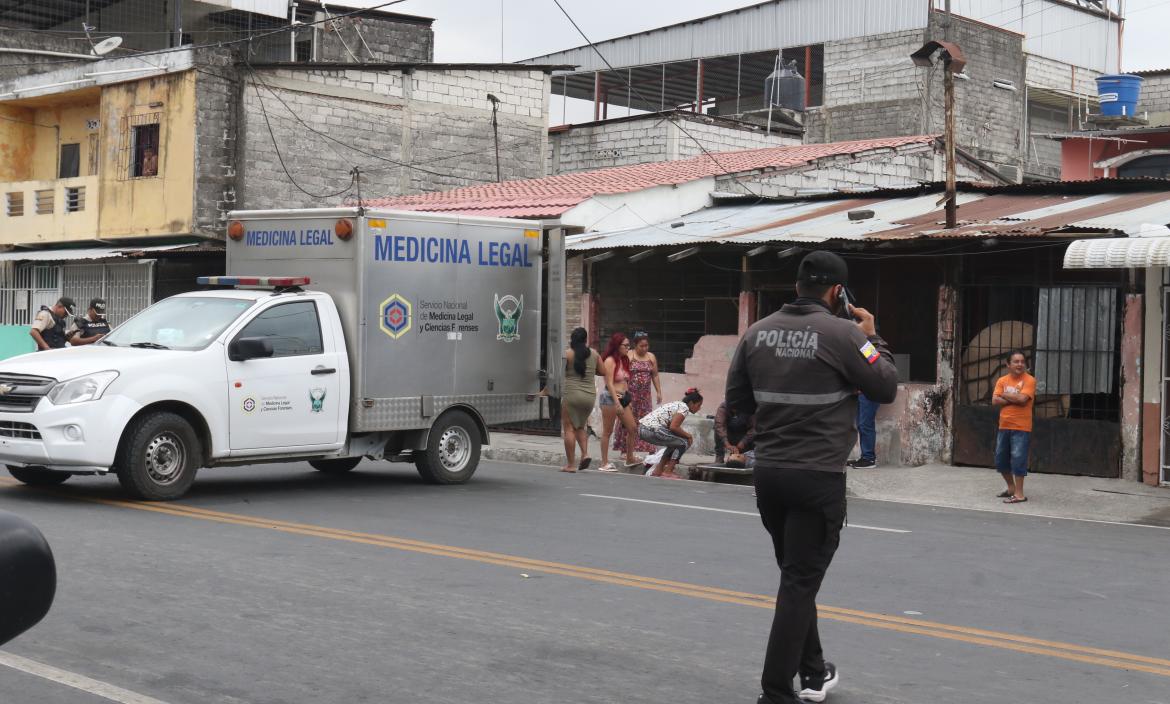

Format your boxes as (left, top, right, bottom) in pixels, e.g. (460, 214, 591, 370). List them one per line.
(911, 40, 967, 229)
(488, 94, 502, 182)
(943, 52, 957, 228)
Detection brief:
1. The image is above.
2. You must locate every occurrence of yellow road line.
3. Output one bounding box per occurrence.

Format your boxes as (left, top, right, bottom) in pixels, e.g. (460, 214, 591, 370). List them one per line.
(5, 480, 1168, 677)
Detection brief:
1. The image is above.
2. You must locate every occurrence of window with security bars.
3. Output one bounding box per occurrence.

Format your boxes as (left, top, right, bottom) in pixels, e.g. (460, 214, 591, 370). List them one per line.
(119, 114, 162, 180)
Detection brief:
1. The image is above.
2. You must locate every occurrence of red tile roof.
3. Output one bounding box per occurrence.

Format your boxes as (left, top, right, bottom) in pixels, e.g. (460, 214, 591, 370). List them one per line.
(366, 135, 940, 219)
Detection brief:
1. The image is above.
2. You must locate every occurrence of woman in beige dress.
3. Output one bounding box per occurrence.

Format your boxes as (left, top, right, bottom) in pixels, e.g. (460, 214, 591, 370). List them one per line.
(561, 327, 601, 472)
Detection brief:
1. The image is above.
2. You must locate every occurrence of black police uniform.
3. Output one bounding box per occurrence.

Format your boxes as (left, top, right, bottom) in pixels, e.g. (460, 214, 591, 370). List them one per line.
(37, 307, 68, 350)
(77, 316, 111, 340)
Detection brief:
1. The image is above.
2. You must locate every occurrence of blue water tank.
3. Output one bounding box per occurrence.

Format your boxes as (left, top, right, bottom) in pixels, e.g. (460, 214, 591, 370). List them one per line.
(1096, 74, 1143, 117)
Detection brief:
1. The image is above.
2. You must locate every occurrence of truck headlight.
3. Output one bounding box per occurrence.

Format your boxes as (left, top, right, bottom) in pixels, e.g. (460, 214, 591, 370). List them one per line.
(47, 371, 119, 405)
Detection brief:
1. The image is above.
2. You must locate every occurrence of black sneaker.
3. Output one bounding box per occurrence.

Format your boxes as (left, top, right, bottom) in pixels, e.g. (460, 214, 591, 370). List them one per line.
(798, 662, 839, 702)
(850, 458, 877, 469)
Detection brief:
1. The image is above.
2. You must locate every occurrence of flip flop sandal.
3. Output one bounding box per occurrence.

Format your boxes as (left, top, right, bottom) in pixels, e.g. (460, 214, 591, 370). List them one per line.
(578, 456, 592, 471)
(597, 463, 619, 472)
(996, 490, 1013, 498)
(1003, 496, 1028, 504)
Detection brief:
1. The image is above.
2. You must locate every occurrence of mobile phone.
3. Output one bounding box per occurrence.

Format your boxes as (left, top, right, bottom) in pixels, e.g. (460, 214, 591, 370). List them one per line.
(837, 285, 857, 320)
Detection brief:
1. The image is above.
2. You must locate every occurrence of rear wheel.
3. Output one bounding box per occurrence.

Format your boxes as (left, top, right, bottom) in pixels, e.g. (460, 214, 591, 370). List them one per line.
(309, 457, 362, 474)
(115, 412, 202, 501)
(6, 465, 70, 486)
(414, 410, 481, 484)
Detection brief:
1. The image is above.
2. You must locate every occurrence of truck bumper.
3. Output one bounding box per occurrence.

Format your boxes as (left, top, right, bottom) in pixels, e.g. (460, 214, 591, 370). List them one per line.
(0, 395, 142, 472)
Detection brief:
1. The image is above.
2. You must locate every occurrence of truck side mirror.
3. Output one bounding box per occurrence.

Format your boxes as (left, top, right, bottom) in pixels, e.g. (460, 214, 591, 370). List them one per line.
(229, 337, 274, 362)
(0, 511, 56, 647)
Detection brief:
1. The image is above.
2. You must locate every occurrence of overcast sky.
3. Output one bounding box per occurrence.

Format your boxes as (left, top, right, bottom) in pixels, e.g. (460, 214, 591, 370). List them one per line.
(355, 0, 1170, 71)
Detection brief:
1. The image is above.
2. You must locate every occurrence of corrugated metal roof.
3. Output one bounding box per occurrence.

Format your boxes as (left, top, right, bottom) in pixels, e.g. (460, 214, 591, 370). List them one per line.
(521, 0, 927, 73)
(0, 244, 194, 262)
(566, 188, 1170, 250)
(1065, 237, 1170, 268)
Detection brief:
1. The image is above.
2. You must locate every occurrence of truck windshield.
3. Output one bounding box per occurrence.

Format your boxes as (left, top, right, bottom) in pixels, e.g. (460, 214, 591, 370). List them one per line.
(103, 297, 256, 351)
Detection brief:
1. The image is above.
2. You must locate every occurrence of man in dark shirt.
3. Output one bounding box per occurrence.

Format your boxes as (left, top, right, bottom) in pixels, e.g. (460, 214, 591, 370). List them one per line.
(68, 298, 111, 346)
(726, 251, 898, 704)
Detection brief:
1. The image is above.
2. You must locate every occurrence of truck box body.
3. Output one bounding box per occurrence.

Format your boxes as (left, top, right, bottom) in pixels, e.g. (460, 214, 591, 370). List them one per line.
(229, 208, 544, 432)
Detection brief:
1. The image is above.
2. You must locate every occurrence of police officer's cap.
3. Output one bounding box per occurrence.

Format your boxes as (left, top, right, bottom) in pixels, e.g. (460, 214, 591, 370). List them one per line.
(57, 296, 76, 315)
(89, 298, 106, 314)
(797, 251, 849, 286)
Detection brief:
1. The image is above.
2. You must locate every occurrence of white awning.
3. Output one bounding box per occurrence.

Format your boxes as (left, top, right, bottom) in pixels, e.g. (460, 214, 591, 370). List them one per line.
(0, 244, 191, 262)
(1064, 237, 1170, 269)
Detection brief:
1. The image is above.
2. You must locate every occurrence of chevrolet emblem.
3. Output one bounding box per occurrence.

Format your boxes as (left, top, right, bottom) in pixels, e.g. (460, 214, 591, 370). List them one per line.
(0, 384, 12, 395)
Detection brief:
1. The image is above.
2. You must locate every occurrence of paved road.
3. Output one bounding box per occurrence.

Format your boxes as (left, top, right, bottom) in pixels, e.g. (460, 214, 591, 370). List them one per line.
(1, 460, 1167, 704)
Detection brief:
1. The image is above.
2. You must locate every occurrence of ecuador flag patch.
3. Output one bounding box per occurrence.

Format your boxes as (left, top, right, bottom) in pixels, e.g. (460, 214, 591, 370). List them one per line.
(860, 341, 881, 365)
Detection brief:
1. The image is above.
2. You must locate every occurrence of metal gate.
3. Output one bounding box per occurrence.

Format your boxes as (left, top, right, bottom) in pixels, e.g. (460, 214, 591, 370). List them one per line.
(0, 263, 60, 325)
(59, 261, 154, 326)
(953, 283, 1123, 477)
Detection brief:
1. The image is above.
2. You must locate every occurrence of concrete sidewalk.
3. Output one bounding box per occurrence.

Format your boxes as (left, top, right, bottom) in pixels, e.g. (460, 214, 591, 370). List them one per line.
(483, 432, 1170, 527)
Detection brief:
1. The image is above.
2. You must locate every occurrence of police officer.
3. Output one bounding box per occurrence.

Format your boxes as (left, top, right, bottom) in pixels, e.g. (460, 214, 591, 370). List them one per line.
(67, 298, 111, 346)
(29, 296, 76, 351)
(726, 251, 897, 704)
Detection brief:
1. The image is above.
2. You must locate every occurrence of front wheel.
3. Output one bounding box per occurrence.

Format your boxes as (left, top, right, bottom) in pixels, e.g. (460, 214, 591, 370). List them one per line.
(414, 410, 481, 484)
(6, 465, 70, 486)
(115, 413, 202, 501)
(309, 457, 362, 474)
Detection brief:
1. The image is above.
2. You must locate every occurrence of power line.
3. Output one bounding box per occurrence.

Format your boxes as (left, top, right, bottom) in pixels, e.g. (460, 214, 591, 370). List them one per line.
(0, 0, 412, 70)
(243, 62, 504, 183)
(548, 0, 766, 199)
(248, 68, 357, 199)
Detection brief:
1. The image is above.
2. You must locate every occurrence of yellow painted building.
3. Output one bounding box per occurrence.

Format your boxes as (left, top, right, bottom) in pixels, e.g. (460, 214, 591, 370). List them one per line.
(0, 70, 198, 246)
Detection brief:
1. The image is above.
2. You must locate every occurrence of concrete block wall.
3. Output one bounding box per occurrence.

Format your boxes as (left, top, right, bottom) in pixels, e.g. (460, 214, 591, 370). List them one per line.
(548, 121, 670, 175)
(193, 50, 239, 236)
(1027, 55, 1099, 95)
(923, 14, 1027, 180)
(1138, 73, 1170, 127)
(315, 14, 433, 63)
(821, 29, 924, 108)
(1025, 107, 1065, 181)
(712, 143, 990, 196)
(547, 114, 799, 176)
(0, 31, 98, 80)
(806, 20, 1028, 181)
(671, 118, 801, 159)
(804, 98, 923, 145)
(239, 66, 549, 208)
(565, 254, 584, 329)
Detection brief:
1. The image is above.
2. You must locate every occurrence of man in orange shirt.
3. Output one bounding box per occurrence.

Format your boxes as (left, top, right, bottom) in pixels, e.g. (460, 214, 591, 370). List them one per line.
(992, 350, 1035, 504)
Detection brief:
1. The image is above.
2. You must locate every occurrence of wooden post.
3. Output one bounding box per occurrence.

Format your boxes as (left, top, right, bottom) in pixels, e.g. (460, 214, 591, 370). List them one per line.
(943, 56, 957, 229)
(593, 71, 601, 122)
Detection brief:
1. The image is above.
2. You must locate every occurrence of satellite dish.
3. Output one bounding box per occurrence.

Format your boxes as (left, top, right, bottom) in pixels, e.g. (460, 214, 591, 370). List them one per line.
(91, 36, 123, 56)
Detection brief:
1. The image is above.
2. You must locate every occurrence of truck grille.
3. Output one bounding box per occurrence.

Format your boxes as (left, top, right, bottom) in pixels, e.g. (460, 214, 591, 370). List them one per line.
(0, 374, 55, 414)
(0, 421, 41, 440)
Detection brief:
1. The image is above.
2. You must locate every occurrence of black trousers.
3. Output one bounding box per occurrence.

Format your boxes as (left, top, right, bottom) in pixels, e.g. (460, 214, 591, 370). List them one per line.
(754, 467, 847, 704)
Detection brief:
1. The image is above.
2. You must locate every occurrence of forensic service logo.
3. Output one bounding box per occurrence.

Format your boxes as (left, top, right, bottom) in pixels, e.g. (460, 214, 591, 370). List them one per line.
(310, 387, 326, 413)
(494, 293, 523, 343)
(379, 294, 412, 339)
(242, 397, 256, 414)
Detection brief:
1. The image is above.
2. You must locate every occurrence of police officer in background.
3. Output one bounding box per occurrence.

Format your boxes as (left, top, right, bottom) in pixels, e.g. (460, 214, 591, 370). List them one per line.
(726, 251, 898, 704)
(67, 298, 111, 346)
(29, 296, 76, 351)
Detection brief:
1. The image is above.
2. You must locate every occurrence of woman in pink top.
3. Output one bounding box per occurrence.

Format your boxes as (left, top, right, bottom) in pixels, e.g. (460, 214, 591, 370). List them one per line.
(598, 332, 639, 471)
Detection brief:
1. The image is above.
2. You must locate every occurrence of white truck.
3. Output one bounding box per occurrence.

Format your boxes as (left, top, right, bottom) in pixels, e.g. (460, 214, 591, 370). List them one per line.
(0, 209, 562, 500)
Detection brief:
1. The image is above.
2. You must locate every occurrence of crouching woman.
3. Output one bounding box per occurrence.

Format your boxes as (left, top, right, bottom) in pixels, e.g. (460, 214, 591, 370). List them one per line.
(638, 388, 704, 479)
